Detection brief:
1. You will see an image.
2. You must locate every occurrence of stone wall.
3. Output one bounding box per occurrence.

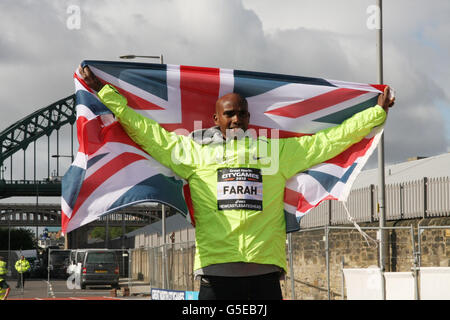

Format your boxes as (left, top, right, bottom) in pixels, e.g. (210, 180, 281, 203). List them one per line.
(281, 217, 450, 300)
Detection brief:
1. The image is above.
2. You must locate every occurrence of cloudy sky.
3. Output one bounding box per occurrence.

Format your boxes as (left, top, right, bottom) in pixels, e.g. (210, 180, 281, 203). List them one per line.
(0, 0, 449, 184)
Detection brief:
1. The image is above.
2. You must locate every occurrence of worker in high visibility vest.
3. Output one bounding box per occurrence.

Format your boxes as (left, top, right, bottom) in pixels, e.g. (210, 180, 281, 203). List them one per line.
(0, 256, 10, 300)
(15, 256, 30, 289)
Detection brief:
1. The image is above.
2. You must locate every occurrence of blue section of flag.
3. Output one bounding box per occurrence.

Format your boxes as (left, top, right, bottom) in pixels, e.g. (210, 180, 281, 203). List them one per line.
(76, 90, 111, 116)
(62, 165, 86, 209)
(233, 69, 335, 98)
(87, 153, 108, 169)
(306, 163, 357, 193)
(83, 60, 168, 100)
(108, 174, 188, 213)
(285, 210, 300, 233)
(340, 163, 357, 184)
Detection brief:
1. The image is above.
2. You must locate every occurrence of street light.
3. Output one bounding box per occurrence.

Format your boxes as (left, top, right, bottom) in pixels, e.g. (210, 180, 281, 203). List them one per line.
(119, 54, 164, 64)
(51, 155, 73, 159)
(51, 154, 73, 177)
(119, 53, 168, 286)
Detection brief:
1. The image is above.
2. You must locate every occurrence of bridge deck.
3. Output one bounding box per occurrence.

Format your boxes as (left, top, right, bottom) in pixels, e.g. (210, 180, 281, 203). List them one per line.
(0, 202, 163, 227)
(0, 180, 61, 199)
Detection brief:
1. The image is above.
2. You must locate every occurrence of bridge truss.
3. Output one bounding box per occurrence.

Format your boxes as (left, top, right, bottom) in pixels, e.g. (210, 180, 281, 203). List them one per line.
(0, 94, 168, 233)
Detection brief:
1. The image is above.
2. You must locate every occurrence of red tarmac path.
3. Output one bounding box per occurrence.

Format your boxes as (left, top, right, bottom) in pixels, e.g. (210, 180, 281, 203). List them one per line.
(8, 296, 123, 300)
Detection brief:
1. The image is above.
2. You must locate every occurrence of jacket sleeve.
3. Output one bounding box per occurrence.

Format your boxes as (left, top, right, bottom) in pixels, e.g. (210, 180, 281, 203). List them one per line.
(97, 84, 200, 180)
(279, 105, 386, 179)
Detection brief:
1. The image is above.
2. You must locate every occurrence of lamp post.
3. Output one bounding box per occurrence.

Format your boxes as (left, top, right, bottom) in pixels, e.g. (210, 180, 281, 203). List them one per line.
(51, 154, 73, 177)
(119, 53, 167, 287)
(119, 54, 164, 64)
(52, 154, 73, 249)
(376, 0, 389, 300)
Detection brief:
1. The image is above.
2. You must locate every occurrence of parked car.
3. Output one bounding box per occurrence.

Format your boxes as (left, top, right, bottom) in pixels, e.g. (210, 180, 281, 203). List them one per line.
(80, 250, 120, 289)
(30, 257, 45, 278)
(49, 250, 71, 278)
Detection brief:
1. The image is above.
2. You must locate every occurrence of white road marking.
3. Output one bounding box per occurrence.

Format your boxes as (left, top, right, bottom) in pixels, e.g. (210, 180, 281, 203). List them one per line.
(44, 280, 56, 298)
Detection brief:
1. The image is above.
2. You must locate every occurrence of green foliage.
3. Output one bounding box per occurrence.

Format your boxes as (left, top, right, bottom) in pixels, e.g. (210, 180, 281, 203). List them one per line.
(90, 227, 105, 240)
(89, 226, 140, 241)
(0, 228, 35, 250)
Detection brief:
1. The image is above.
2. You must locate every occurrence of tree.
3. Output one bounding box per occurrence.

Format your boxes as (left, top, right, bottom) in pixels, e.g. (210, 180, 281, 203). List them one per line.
(0, 228, 35, 250)
(89, 226, 139, 241)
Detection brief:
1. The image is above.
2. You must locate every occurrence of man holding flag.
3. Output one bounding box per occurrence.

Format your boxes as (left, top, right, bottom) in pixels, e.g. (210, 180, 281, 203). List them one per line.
(78, 65, 394, 300)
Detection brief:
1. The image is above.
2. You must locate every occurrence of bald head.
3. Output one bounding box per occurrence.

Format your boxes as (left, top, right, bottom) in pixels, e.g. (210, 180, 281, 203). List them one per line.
(215, 93, 248, 113)
(214, 93, 250, 138)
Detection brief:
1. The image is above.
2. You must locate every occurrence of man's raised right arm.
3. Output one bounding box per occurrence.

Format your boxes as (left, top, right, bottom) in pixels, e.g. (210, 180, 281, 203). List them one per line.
(78, 65, 199, 179)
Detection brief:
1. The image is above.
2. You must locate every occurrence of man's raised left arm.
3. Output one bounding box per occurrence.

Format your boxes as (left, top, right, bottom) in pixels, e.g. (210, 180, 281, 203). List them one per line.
(279, 86, 395, 179)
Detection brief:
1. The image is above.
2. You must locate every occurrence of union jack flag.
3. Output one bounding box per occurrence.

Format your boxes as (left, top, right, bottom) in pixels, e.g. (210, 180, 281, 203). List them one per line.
(61, 60, 385, 234)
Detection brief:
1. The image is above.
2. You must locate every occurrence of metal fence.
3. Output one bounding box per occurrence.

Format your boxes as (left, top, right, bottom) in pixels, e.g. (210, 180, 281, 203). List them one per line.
(300, 177, 450, 228)
(417, 225, 450, 267)
(283, 226, 417, 300)
(127, 241, 197, 294)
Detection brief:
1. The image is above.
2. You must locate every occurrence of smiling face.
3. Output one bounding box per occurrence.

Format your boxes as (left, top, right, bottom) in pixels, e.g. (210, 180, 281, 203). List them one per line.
(213, 93, 250, 138)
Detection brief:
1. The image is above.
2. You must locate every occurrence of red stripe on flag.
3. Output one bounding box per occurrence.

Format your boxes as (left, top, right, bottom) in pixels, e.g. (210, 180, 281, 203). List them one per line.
(101, 122, 145, 153)
(296, 193, 337, 213)
(183, 184, 196, 227)
(284, 188, 337, 213)
(71, 152, 146, 217)
(77, 115, 147, 156)
(370, 84, 387, 92)
(264, 88, 367, 119)
(178, 65, 221, 132)
(325, 137, 374, 167)
(284, 187, 302, 208)
(76, 116, 89, 154)
(74, 73, 96, 94)
(61, 210, 69, 235)
(78, 117, 108, 155)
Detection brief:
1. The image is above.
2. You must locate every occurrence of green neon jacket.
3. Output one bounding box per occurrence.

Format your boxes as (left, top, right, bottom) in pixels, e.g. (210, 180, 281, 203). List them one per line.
(98, 84, 386, 272)
(15, 259, 30, 274)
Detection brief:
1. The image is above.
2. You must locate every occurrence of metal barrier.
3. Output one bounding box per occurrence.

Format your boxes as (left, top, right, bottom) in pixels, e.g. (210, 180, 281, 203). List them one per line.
(300, 177, 450, 229)
(124, 226, 418, 299)
(123, 225, 450, 299)
(284, 225, 417, 300)
(417, 225, 450, 268)
(126, 241, 196, 295)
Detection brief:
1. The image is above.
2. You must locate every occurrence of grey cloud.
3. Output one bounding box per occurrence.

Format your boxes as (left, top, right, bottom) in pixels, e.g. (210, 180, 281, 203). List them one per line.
(0, 0, 448, 178)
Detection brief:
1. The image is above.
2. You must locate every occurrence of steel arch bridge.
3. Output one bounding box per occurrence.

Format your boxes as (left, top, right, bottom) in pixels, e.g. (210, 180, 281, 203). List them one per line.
(0, 94, 76, 198)
(0, 94, 165, 232)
